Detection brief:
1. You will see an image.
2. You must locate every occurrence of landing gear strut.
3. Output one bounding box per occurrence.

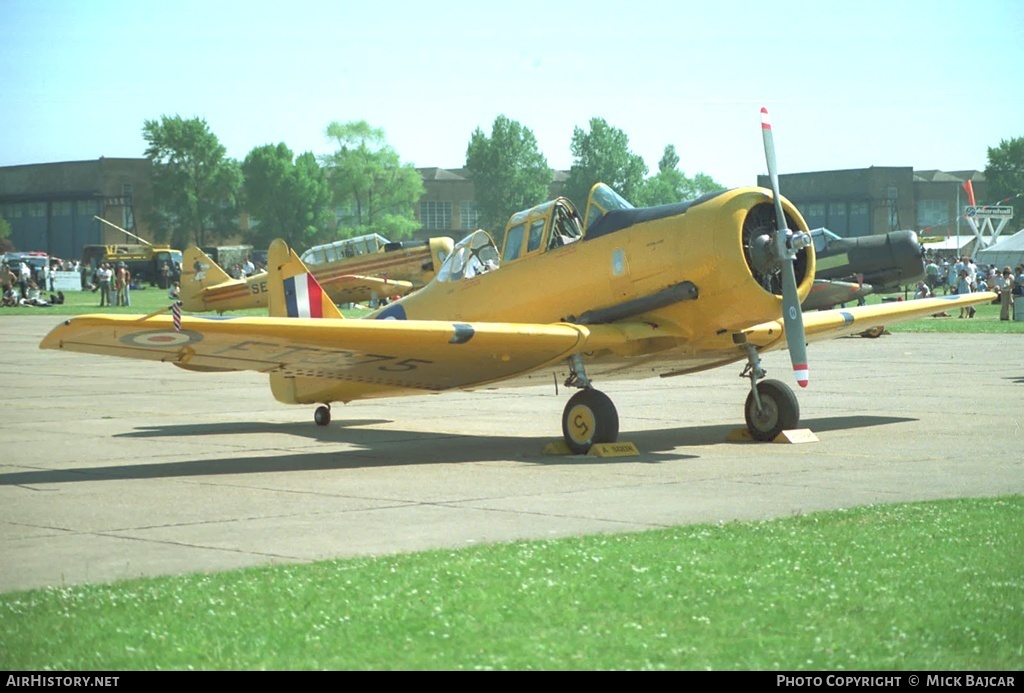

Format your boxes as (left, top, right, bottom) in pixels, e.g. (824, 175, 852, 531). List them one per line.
(314, 404, 331, 426)
(561, 355, 619, 454)
(740, 344, 799, 441)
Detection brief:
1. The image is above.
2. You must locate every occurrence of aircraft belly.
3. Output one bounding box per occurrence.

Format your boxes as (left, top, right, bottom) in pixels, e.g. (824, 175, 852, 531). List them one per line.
(458, 349, 745, 391)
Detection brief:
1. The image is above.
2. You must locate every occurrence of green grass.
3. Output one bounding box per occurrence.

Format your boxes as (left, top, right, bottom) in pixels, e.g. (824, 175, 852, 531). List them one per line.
(869, 293, 1024, 334)
(1, 497, 1020, 670)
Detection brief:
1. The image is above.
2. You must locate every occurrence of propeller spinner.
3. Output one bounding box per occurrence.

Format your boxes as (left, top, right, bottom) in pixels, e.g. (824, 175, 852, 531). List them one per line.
(760, 107, 811, 388)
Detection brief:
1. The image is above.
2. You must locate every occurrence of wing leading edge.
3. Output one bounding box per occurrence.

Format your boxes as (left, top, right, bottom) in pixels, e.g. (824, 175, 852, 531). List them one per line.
(738, 292, 998, 349)
(39, 314, 602, 394)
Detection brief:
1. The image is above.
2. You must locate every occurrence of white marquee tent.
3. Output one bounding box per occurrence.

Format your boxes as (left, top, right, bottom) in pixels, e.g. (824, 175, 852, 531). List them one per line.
(975, 229, 1024, 270)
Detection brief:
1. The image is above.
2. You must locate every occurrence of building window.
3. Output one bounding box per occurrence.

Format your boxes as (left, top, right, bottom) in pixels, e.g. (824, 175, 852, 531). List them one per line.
(420, 201, 452, 230)
(76, 200, 98, 216)
(27, 202, 45, 218)
(916, 199, 947, 229)
(53, 201, 71, 216)
(848, 202, 869, 237)
(802, 202, 827, 229)
(827, 202, 848, 236)
(459, 201, 481, 230)
(802, 203, 826, 230)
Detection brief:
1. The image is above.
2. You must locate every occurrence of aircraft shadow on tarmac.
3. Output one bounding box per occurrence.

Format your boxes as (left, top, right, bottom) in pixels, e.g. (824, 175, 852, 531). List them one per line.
(0, 414, 914, 486)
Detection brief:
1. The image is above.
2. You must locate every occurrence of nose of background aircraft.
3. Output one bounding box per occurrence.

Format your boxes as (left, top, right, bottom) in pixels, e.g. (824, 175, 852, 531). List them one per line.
(890, 229, 926, 280)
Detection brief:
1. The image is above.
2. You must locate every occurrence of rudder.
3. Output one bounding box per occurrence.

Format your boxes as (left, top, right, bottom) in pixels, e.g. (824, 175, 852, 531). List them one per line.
(180, 246, 234, 311)
(267, 238, 344, 319)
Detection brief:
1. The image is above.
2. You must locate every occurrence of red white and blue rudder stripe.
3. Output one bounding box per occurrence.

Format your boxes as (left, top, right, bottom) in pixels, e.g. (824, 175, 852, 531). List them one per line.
(284, 273, 326, 318)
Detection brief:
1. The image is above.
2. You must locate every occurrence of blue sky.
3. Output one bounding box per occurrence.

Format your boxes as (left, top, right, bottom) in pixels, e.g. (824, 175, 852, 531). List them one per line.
(1, 0, 1021, 189)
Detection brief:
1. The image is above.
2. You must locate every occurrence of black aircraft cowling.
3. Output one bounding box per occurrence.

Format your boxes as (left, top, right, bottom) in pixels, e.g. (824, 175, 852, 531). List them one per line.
(815, 230, 925, 291)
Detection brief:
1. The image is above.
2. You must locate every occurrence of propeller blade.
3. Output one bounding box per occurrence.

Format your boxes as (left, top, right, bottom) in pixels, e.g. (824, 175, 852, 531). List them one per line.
(761, 107, 809, 388)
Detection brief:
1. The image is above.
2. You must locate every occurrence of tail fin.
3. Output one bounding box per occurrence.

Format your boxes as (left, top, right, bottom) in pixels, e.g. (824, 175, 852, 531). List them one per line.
(180, 246, 234, 311)
(267, 238, 344, 319)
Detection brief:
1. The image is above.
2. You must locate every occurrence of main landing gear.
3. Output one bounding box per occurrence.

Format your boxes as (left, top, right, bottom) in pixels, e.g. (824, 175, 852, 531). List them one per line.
(561, 354, 619, 454)
(740, 344, 799, 441)
(314, 404, 331, 426)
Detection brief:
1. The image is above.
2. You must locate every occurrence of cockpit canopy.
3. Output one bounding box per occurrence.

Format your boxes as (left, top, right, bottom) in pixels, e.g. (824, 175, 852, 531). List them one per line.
(435, 183, 637, 283)
(436, 230, 501, 283)
(300, 233, 388, 265)
(581, 183, 635, 233)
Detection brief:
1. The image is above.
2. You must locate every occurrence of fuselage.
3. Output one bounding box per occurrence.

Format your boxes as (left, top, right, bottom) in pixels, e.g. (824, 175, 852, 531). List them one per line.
(273, 186, 815, 406)
(185, 237, 454, 313)
(363, 186, 814, 384)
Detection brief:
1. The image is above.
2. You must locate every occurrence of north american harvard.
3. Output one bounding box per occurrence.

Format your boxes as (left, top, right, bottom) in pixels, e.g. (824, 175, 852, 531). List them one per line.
(40, 110, 994, 453)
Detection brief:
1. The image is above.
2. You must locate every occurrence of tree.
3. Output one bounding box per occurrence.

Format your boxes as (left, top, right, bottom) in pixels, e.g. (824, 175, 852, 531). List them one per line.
(562, 118, 647, 210)
(634, 145, 726, 206)
(242, 144, 332, 250)
(984, 136, 1024, 224)
(321, 121, 423, 241)
(142, 115, 243, 249)
(464, 115, 552, 232)
(0, 216, 12, 253)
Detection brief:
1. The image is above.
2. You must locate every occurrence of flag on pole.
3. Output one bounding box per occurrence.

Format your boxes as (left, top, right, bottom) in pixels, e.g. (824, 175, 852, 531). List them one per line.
(172, 301, 182, 332)
(963, 179, 976, 206)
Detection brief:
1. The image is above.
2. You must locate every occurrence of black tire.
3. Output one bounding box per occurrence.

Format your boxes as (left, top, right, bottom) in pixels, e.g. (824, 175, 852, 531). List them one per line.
(314, 405, 331, 426)
(744, 379, 799, 442)
(562, 389, 619, 455)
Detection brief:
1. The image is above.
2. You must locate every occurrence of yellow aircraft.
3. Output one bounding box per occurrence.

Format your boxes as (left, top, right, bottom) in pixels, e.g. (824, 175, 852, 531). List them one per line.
(40, 109, 994, 453)
(179, 233, 454, 313)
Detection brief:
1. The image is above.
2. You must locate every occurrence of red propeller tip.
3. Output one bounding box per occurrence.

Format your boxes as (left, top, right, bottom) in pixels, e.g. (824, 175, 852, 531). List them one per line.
(794, 364, 809, 388)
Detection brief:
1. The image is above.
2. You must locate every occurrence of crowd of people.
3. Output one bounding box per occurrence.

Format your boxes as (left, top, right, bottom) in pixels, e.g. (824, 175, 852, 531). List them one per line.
(227, 256, 258, 279)
(0, 258, 67, 307)
(85, 262, 135, 307)
(918, 255, 1023, 321)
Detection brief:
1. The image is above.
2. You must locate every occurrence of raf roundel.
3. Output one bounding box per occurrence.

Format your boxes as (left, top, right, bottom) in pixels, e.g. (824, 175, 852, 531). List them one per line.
(119, 330, 202, 348)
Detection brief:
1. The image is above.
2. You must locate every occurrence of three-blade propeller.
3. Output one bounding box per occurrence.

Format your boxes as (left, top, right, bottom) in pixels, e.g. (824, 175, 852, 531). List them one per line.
(760, 107, 810, 388)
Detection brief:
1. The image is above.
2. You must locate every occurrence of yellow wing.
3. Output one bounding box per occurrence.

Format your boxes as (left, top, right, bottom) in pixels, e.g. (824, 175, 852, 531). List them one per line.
(39, 314, 595, 392)
(738, 292, 998, 349)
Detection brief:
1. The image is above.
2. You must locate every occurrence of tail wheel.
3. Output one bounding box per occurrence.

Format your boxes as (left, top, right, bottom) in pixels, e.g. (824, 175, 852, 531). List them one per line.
(562, 389, 619, 455)
(314, 405, 331, 426)
(744, 379, 799, 442)
(861, 325, 884, 338)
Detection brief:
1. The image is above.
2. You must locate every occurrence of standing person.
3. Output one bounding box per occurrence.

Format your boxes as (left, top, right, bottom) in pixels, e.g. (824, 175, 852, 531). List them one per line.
(114, 263, 128, 306)
(243, 256, 255, 277)
(1000, 267, 1015, 321)
(97, 263, 111, 306)
(18, 261, 30, 299)
(159, 261, 171, 290)
(0, 262, 15, 296)
(924, 258, 940, 292)
(956, 270, 974, 318)
(122, 264, 132, 307)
